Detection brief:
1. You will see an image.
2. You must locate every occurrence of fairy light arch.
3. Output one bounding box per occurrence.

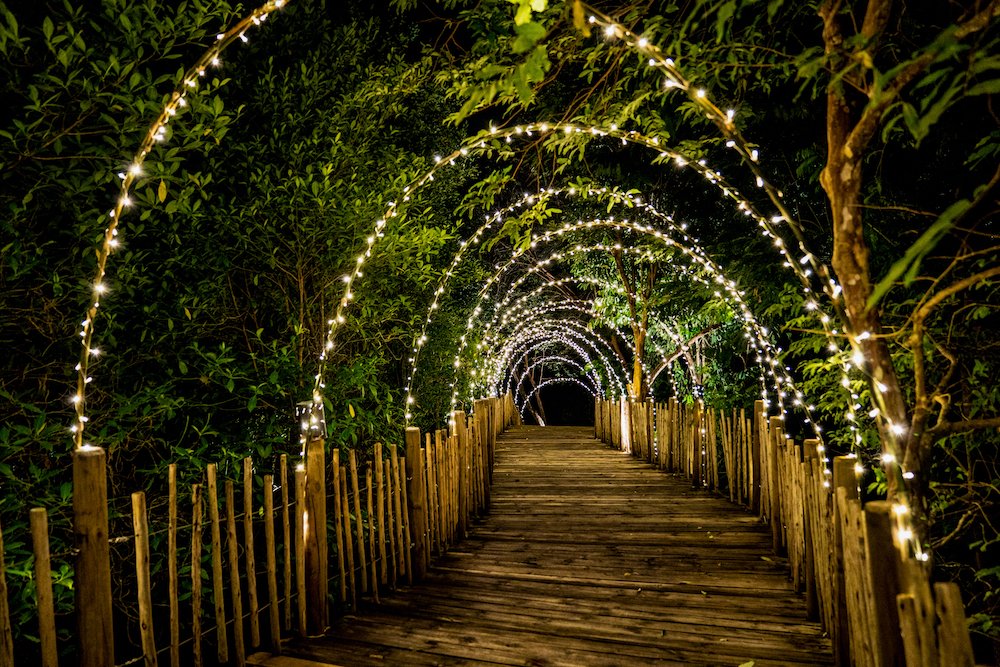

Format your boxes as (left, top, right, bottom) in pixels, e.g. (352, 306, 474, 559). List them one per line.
(498, 338, 610, 401)
(65, 0, 920, 559)
(446, 221, 800, 432)
(485, 319, 630, 394)
(518, 377, 598, 423)
(510, 355, 600, 401)
(70, 0, 291, 450)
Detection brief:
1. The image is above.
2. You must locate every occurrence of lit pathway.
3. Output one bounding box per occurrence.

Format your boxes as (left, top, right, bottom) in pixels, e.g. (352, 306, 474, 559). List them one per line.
(254, 425, 833, 666)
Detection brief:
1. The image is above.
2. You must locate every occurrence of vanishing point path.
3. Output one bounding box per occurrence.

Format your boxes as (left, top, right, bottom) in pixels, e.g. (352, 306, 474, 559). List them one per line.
(258, 426, 833, 666)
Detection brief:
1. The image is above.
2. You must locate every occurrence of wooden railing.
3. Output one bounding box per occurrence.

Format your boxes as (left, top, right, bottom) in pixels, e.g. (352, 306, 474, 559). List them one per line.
(595, 397, 977, 667)
(0, 393, 517, 667)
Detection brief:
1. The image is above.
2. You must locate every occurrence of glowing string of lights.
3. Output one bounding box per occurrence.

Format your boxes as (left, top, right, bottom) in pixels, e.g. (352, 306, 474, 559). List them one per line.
(70, 0, 289, 450)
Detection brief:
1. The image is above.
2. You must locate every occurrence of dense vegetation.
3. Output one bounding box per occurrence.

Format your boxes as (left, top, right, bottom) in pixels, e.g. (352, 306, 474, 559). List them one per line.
(1, 0, 997, 660)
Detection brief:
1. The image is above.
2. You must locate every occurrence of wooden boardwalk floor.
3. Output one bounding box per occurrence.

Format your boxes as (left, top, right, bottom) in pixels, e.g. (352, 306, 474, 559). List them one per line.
(254, 426, 833, 666)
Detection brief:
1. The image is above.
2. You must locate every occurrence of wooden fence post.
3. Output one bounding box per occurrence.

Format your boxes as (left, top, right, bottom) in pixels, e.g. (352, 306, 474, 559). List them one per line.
(73, 446, 114, 667)
(406, 427, 429, 579)
(452, 411, 469, 537)
(0, 520, 11, 667)
(303, 436, 328, 633)
(750, 400, 764, 514)
(832, 456, 858, 666)
(167, 465, 180, 667)
(131, 491, 157, 667)
(262, 474, 281, 654)
(242, 459, 260, 649)
(29, 508, 58, 667)
(768, 416, 784, 555)
(861, 501, 904, 667)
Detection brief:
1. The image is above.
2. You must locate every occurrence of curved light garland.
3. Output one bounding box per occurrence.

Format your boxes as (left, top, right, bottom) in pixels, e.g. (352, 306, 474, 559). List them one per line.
(70, 0, 290, 450)
(518, 377, 598, 423)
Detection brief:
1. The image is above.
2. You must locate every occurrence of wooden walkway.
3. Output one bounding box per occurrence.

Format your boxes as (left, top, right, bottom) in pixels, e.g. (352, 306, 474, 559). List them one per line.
(252, 426, 833, 666)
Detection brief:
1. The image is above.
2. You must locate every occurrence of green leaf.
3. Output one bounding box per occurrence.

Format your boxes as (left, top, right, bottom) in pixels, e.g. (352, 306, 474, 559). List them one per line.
(158, 180, 167, 202)
(512, 21, 545, 54)
(514, 3, 532, 25)
(42, 17, 53, 42)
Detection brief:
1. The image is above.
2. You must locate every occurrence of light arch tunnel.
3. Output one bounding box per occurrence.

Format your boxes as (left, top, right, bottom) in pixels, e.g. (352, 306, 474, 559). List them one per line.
(73, 1, 843, 458)
(397, 179, 818, 434)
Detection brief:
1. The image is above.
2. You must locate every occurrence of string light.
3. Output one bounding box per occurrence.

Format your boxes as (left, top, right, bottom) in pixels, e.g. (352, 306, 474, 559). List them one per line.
(70, 0, 290, 450)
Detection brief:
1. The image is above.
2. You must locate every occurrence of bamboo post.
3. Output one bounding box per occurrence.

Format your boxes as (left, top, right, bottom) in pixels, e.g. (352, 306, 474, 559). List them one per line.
(0, 519, 10, 667)
(331, 455, 346, 603)
(390, 449, 406, 577)
(406, 427, 428, 579)
(366, 468, 380, 602)
(242, 459, 260, 647)
(29, 508, 58, 667)
(434, 429, 448, 554)
(340, 468, 357, 604)
(453, 411, 468, 537)
(294, 466, 306, 635)
(131, 492, 158, 667)
(225, 482, 246, 667)
(130, 496, 154, 654)
(303, 437, 328, 633)
(206, 465, 228, 664)
(769, 416, 784, 555)
(73, 446, 114, 667)
(750, 401, 764, 513)
(801, 441, 819, 621)
(861, 501, 903, 667)
(279, 455, 291, 633)
(396, 453, 413, 584)
(383, 458, 397, 587)
(425, 437, 438, 555)
(348, 451, 368, 594)
(262, 474, 281, 654)
(191, 484, 203, 667)
(167, 465, 179, 667)
(374, 443, 388, 585)
(692, 401, 703, 487)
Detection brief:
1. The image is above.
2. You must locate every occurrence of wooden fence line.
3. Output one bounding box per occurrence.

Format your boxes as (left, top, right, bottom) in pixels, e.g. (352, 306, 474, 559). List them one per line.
(595, 397, 977, 667)
(0, 393, 517, 667)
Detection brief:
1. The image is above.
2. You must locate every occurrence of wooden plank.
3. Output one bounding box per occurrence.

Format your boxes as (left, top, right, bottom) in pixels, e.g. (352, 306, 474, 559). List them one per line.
(29, 508, 58, 667)
(276, 426, 832, 667)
